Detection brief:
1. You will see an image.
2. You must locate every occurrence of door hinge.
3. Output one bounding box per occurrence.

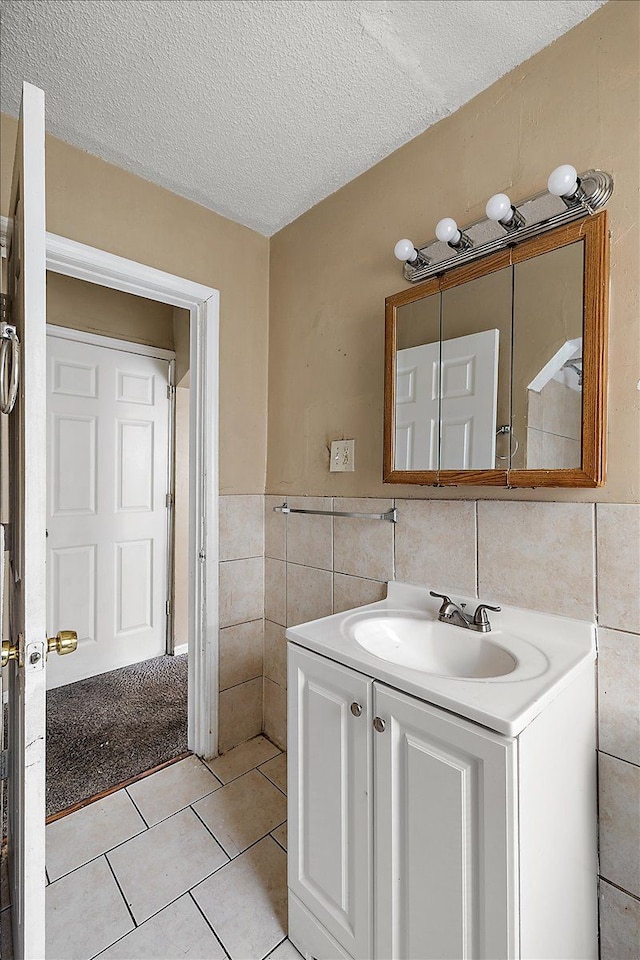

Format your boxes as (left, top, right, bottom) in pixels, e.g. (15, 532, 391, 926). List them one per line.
(0, 749, 8, 781)
(165, 599, 171, 617)
(0, 293, 9, 325)
(167, 384, 175, 400)
(166, 493, 174, 508)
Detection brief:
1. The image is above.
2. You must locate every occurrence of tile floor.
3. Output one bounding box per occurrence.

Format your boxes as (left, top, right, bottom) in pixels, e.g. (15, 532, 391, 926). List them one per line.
(45, 736, 302, 960)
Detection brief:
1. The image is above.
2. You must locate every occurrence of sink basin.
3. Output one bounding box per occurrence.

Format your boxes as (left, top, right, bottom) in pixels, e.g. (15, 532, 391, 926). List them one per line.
(348, 613, 517, 678)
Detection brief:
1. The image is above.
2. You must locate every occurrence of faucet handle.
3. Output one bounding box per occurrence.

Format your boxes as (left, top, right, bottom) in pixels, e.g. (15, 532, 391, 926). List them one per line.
(430, 591, 455, 616)
(473, 602, 501, 627)
(430, 591, 452, 604)
(429, 590, 452, 613)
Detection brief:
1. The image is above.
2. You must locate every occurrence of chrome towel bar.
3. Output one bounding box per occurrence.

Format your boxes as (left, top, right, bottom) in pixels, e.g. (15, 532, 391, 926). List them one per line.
(274, 502, 397, 523)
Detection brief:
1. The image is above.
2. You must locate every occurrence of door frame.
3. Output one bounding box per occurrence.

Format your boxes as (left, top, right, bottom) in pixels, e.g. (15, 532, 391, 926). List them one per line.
(1, 220, 220, 757)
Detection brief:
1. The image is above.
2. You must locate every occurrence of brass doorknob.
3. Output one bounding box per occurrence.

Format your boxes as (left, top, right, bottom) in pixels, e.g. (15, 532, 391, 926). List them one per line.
(1, 641, 19, 668)
(46, 630, 78, 656)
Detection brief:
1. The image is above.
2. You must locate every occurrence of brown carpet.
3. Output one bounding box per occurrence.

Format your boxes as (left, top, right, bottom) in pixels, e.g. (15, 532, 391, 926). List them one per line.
(46, 654, 188, 817)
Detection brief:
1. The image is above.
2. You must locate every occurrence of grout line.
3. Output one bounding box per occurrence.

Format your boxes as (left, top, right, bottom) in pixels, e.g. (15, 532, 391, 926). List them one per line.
(124, 788, 150, 829)
(598, 749, 640, 770)
(194, 754, 225, 787)
(391, 497, 396, 582)
(270, 827, 287, 855)
(219, 554, 264, 564)
(104, 855, 137, 929)
(282, 558, 334, 573)
(474, 500, 480, 599)
(188, 890, 232, 959)
(255, 766, 287, 798)
(189, 804, 233, 856)
(261, 935, 288, 960)
(599, 877, 640, 904)
(219, 672, 264, 693)
(220, 616, 264, 630)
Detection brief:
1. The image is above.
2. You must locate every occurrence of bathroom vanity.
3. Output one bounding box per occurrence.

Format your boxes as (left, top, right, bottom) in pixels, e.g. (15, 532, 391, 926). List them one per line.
(286, 582, 597, 960)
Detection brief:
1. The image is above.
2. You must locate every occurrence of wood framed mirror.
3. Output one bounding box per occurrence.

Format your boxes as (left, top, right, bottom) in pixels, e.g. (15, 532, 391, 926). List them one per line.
(384, 211, 609, 487)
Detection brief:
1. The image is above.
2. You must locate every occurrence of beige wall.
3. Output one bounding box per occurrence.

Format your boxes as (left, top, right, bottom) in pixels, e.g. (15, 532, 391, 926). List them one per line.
(46, 271, 176, 349)
(268, 0, 640, 502)
(0, 116, 269, 495)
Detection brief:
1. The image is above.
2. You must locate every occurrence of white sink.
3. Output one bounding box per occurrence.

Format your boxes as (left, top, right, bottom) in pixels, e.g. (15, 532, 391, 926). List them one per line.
(349, 613, 517, 678)
(286, 582, 595, 736)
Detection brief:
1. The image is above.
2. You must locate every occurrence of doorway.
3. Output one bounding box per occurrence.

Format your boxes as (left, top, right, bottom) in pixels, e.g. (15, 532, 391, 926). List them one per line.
(43, 230, 221, 762)
(43, 272, 194, 815)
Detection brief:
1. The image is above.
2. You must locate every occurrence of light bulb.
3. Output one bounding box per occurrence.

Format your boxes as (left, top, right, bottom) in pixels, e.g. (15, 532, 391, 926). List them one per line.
(394, 238, 418, 263)
(485, 193, 514, 224)
(435, 217, 461, 245)
(547, 164, 579, 198)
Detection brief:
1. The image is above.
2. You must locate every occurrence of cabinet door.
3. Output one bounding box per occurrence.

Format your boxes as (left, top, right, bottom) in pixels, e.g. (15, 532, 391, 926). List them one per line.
(373, 684, 518, 960)
(288, 645, 373, 959)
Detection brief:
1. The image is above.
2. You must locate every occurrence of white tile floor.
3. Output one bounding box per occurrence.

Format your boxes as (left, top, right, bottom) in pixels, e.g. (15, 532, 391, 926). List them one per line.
(45, 736, 302, 960)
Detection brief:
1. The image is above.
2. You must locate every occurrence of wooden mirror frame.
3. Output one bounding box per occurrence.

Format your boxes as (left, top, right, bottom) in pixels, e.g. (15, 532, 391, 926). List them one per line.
(384, 211, 609, 488)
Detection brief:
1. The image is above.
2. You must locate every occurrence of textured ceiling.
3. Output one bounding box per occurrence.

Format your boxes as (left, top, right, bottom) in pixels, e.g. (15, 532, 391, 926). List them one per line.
(0, 0, 604, 235)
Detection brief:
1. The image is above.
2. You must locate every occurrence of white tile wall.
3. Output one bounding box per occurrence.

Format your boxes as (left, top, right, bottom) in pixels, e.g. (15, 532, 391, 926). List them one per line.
(218, 496, 265, 752)
(395, 500, 477, 595)
(477, 501, 596, 617)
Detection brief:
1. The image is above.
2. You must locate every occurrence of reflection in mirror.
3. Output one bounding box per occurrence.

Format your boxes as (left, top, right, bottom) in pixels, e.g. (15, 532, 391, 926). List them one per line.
(394, 290, 440, 470)
(511, 242, 584, 470)
(440, 266, 512, 470)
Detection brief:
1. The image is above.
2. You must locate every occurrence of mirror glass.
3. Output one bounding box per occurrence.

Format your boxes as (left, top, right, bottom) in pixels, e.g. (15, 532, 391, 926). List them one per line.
(511, 242, 584, 470)
(394, 290, 440, 470)
(440, 266, 512, 470)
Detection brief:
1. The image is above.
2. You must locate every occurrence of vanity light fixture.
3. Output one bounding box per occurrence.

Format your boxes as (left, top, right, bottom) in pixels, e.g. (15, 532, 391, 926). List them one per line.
(394, 166, 614, 283)
(547, 164, 587, 206)
(485, 193, 525, 232)
(393, 238, 430, 268)
(435, 217, 473, 251)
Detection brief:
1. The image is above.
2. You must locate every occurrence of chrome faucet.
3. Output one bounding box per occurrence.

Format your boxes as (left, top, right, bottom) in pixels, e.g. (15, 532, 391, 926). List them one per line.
(430, 591, 501, 633)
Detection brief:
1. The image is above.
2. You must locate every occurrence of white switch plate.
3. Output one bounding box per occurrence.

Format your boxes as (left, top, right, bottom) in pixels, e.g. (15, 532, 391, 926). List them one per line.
(330, 439, 355, 472)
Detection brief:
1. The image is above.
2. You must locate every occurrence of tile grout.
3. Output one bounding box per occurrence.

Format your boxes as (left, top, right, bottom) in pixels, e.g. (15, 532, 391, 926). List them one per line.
(103, 853, 137, 930)
(255, 765, 287, 798)
(599, 877, 640, 904)
(597, 749, 640, 771)
(188, 890, 233, 960)
(123, 786, 150, 829)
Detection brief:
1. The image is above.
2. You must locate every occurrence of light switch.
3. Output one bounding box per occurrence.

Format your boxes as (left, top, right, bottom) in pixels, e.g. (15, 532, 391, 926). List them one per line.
(330, 439, 355, 472)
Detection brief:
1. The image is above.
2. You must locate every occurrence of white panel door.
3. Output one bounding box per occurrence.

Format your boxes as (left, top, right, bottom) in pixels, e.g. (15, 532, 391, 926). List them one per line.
(395, 341, 440, 471)
(373, 683, 517, 960)
(46, 334, 170, 688)
(288, 645, 373, 959)
(5, 81, 47, 960)
(440, 329, 499, 470)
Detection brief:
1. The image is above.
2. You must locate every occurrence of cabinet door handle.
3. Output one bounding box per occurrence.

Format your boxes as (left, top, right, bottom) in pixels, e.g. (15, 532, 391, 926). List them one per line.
(350, 702, 362, 717)
(373, 717, 386, 733)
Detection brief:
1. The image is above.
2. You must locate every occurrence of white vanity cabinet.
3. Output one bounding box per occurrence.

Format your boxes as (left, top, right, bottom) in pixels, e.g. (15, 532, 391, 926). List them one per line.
(288, 642, 597, 960)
